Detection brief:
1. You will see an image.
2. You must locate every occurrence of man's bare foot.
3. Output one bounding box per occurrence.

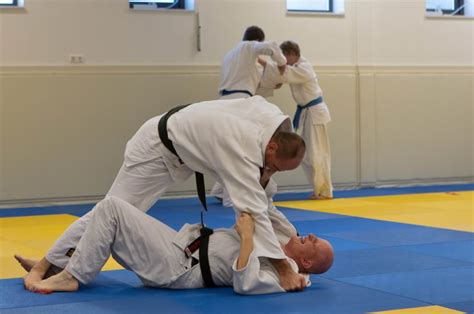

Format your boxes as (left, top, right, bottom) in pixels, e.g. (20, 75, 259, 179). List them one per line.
(309, 194, 333, 200)
(31, 270, 79, 294)
(15, 254, 62, 280)
(14, 255, 39, 272)
(23, 257, 51, 291)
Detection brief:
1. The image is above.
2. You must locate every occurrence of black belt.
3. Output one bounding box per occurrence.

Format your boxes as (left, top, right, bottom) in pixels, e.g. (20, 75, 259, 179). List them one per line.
(157, 104, 208, 224)
(158, 104, 189, 161)
(158, 104, 216, 288)
(220, 89, 252, 97)
(184, 226, 215, 288)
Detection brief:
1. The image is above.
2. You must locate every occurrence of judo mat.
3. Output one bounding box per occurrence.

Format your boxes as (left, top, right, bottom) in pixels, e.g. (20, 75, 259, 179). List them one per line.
(0, 183, 472, 313)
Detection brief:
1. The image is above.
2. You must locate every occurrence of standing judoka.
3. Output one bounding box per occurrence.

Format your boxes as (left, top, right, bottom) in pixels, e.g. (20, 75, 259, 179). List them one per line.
(212, 26, 287, 205)
(218, 25, 287, 99)
(20, 197, 333, 295)
(23, 96, 307, 292)
(259, 41, 333, 200)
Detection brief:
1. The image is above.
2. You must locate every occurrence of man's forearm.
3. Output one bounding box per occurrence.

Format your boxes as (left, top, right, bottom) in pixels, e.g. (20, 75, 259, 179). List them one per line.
(236, 235, 254, 270)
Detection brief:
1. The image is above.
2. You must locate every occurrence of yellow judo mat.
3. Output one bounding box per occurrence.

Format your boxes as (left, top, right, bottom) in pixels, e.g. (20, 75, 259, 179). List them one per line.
(1, 191, 471, 280)
(275, 191, 473, 233)
(0, 214, 122, 279)
(371, 305, 465, 313)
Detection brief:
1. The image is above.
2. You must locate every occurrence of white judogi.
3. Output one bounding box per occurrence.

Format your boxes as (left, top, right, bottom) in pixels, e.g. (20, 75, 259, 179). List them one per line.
(46, 96, 293, 269)
(261, 57, 333, 198)
(255, 60, 285, 98)
(67, 197, 308, 295)
(218, 41, 286, 99)
(168, 97, 291, 260)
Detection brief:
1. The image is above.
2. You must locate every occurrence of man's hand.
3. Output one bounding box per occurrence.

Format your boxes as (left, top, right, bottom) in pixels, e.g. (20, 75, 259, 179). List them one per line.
(279, 268, 306, 292)
(270, 259, 306, 292)
(258, 57, 267, 68)
(235, 212, 255, 239)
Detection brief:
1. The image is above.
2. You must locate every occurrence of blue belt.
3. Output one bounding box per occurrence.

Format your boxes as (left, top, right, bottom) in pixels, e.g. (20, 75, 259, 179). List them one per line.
(293, 96, 323, 130)
(220, 89, 253, 97)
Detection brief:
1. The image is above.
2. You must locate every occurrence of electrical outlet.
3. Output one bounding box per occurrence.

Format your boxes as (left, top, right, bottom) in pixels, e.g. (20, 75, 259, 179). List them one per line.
(69, 54, 84, 64)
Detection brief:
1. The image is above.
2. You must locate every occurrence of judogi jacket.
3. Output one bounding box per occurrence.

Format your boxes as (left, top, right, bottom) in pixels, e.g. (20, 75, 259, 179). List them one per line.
(167, 96, 291, 261)
(219, 41, 286, 96)
(169, 218, 310, 295)
(259, 57, 331, 125)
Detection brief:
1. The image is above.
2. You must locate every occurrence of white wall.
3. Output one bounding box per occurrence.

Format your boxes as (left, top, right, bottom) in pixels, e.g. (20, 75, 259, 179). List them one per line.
(1, 0, 473, 66)
(0, 0, 473, 205)
(355, 0, 473, 65)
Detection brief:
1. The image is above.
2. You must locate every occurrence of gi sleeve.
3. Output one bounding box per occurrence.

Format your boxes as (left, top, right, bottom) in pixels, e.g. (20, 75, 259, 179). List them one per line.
(269, 204, 297, 243)
(232, 251, 285, 295)
(216, 141, 286, 260)
(283, 61, 315, 84)
(264, 178, 298, 242)
(255, 61, 284, 98)
(251, 41, 287, 66)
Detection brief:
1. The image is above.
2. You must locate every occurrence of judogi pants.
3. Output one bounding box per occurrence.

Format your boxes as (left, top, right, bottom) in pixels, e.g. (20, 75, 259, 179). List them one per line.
(66, 196, 203, 288)
(47, 150, 193, 268)
(300, 112, 333, 198)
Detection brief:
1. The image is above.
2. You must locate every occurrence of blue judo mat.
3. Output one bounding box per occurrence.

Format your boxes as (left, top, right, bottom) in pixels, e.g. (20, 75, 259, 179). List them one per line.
(1, 184, 473, 313)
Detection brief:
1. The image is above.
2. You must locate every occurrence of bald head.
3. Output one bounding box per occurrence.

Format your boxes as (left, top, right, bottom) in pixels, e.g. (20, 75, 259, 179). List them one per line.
(282, 234, 334, 275)
(308, 239, 334, 274)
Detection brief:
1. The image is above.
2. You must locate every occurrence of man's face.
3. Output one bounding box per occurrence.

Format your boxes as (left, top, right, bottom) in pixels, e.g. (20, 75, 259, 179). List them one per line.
(285, 234, 334, 274)
(286, 234, 321, 259)
(284, 52, 299, 66)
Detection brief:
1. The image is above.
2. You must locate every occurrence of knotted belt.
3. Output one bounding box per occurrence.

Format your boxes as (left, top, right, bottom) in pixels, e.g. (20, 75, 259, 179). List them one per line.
(158, 104, 216, 288)
(292, 96, 323, 130)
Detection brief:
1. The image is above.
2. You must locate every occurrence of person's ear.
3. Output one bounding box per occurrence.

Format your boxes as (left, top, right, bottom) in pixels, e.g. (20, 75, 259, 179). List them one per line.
(301, 257, 313, 270)
(267, 140, 278, 154)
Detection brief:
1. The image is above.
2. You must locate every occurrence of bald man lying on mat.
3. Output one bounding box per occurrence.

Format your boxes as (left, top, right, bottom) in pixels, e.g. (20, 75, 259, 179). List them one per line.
(16, 197, 333, 295)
